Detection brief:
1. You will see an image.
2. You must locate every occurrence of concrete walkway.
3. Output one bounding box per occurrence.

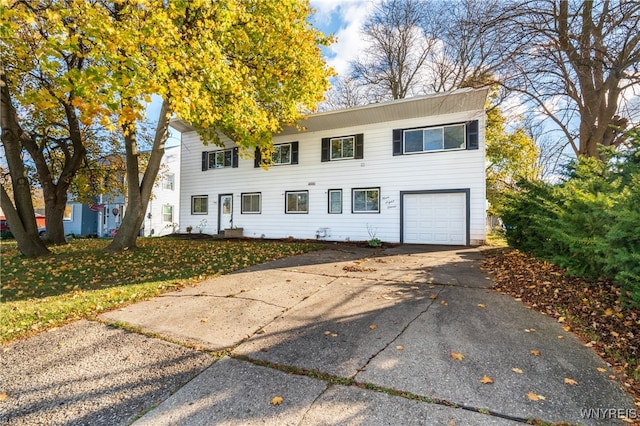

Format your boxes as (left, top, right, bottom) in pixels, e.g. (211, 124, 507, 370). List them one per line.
(2, 245, 634, 425)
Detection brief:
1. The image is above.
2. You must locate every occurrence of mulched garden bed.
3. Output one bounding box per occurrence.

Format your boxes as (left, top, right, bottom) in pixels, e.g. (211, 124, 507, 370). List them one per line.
(481, 248, 640, 403)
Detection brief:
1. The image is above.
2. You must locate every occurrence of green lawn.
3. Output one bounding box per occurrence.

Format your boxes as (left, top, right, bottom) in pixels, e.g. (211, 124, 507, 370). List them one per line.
(0, 237, 323, 344)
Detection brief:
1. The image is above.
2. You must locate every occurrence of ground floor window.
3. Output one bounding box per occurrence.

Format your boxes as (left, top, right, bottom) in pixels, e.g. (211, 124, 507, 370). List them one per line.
(328, 189, 342, 214)
(162, 204, 174, 222)
(242, 193, 261, 214)
(286, 191, 308, 213)
(191, 196, 208, 214)
(352, 188, 380, 213)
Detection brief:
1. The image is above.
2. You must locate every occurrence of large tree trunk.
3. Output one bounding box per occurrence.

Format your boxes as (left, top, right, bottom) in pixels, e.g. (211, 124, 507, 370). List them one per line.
(105, 99, 170, 253)
(0, 66, 49, 257)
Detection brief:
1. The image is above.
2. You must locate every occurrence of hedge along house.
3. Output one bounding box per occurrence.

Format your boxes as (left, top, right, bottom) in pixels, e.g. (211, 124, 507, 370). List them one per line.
(171, 87, 489, 245)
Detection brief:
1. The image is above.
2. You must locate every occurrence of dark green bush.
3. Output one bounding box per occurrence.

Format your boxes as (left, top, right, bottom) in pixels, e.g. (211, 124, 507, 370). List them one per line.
(500, 132, 640, 306)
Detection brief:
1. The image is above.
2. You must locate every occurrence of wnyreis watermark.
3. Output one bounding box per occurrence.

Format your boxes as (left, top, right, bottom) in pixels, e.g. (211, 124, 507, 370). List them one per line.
(580, 408, 637, 420)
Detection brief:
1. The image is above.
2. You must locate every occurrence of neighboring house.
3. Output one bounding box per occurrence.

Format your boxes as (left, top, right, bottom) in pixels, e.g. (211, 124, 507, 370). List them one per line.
(172, 88, 489, 245)
(141, 145, 181, 237)
(58, 145, 181, 238)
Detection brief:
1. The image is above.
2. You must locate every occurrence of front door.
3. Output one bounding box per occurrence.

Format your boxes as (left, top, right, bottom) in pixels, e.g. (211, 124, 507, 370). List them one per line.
(218, 194, 233, 232)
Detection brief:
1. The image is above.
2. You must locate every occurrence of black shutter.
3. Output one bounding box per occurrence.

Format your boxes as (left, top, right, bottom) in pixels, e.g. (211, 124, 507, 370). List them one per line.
(232, 147, 239, 167)
(254, 147, 262, 168)
(392, 129, 403, 156)
(202, 151, 208, 171)
(354, 134, 364, 159)
(321, 138, 330, 162)
(291, 142, 299, 164)
(466, 120, 479, 150)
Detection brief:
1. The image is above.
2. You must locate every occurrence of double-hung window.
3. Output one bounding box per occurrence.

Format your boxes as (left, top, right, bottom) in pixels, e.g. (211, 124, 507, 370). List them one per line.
(328, 189, 342, 214)
(163, 173, 175, 190)
(242, 193, 261, 214)
(285, 191, 308, 214)
(162, 205, 174, 222)
(352, 188, 380, 213)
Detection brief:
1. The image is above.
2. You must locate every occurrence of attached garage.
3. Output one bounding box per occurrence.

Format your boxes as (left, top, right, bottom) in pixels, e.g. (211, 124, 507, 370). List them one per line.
(401, 190, 469, 245)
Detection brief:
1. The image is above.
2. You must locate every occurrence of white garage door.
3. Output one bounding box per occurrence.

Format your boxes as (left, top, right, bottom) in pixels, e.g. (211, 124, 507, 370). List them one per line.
(403, 192, 466, 245)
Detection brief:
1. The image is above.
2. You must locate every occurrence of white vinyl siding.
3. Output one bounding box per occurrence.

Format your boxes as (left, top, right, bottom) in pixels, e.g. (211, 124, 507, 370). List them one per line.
(176, 92, 486, 244)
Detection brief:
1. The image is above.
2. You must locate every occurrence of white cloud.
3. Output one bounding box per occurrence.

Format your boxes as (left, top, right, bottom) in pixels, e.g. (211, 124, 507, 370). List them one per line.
(311, 0, 375, 77)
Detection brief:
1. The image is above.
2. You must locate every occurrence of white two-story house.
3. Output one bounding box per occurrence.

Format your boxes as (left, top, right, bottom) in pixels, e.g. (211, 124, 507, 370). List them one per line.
(171, 87, 488, 246)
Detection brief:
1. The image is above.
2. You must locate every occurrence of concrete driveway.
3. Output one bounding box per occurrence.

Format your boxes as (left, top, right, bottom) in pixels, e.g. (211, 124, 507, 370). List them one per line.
(2, 245, 634, 425)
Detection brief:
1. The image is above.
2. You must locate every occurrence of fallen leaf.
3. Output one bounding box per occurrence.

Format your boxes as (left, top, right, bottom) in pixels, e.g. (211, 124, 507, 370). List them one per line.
(200, 317, 208, 323)
(597, 367, 607, 373)
(526, 392, 546, 401)
(604, 308, 614, 316)
(440, 300, 448, 306)
(564, 378, 578, 385)
(0, 392, 7, 401)
(558, 316, 566, 323)
(477, 303, 486, 308)
(524, 328, 536, 333)
(396, 345, 404, 351)
(530, 349, 541, 356)
(429, 285, 436, 289)
(557, 335, 565, 339)
(450, 352, 464, 360)
(563, 325, 571, 331)
(270, 396, 283, 405)
(369, 324, 378, 330)
(480, 375, 494, 384)
(429, 294, 438, 300)
(512, 368, 523, 374)
(609, 375, 617, 380)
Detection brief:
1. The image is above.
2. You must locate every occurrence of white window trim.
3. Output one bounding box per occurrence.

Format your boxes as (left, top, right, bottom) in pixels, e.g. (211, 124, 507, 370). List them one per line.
(163, 173, 175, 190)
(162, 204, 174, 222)
(241, 193, 261, 214)
(285, 190, 309, 214)
(208, 149, 234, 169)
(403, 124, 466, 154)
(191, 195, 208, 215)
(330, 136, 355, 160)
(272, 143, 292, 165)
(328, 189, 342, 214)
(352, 188, 380, 213)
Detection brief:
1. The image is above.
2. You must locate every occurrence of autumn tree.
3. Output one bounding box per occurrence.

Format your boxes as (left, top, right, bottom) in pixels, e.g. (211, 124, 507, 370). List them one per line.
(103, 0, 332, 252)
(1, 1, 131, 252)
(500, 0, 640, 158)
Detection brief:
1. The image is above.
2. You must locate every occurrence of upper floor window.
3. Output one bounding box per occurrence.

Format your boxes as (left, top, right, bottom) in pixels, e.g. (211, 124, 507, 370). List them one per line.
(404, 124, 465, 153)
(201, 147, 238, 171)
(321, 134, 364, 162)
(163, 173, 175, 190)
(254, 142, 298, 167)
(393, 121, 479, 156)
